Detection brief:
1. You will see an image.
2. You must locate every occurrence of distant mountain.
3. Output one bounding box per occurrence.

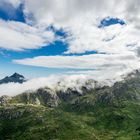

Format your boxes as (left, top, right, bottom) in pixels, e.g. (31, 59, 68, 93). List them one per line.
(0, 73, 26, 84)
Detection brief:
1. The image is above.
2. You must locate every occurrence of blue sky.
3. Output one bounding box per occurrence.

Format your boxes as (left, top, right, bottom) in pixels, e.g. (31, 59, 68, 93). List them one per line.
(0, 0, 139, 80)
(0, 1, 126, 78)
(0, 2, 68, 78)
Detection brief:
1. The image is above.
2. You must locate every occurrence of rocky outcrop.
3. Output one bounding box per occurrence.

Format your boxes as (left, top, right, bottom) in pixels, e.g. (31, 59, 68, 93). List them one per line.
(36, 88, 60, 107)
(0, 95, 11, 106)
(0, 106, 24, 120)
(13, 88, 60, 107)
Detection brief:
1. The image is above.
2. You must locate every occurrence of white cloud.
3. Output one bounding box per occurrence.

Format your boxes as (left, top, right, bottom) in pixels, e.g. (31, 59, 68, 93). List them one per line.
(0, 66, 139, 96)
(7, 0, 22, 8)
(0, 20, 55, 51)
(13, 52, 140, 82)
(0, 0, 22, 8)
(23, 0, 140, 27)
(1, 0, 140, 54)
(13, 53, 138, 69)
(0, 75, 97, 96)
(22, 0, 140, 54)
(23, 0, 125, 25)
(66, 23, 140, 54)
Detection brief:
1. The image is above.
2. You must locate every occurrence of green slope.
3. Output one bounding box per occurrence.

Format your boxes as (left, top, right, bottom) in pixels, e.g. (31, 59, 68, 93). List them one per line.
(0, 100, 140, 140)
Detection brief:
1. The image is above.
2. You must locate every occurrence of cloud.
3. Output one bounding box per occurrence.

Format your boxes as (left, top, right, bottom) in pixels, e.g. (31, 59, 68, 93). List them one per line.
(23, 0, 125, 25)
(125, 0, 140, 29)
(13, 52, 140, 81)
(0, 20, 55, 51)
(0, 66, 139, 96)
(0, 0, 140, 53)
(10, 0, 139, 79)
(23, 0, 140, 27)
(13, 53, 138, 69)
(0, 0, 22, 8)
(0, 74, 97, 96)
(1, 0, 140, 54)
(22, 0, 140, 54)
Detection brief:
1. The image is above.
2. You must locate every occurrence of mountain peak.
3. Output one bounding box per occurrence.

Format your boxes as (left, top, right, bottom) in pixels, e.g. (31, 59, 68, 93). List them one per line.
(11, 73, 24, 78)
(0, 73, 26, 84)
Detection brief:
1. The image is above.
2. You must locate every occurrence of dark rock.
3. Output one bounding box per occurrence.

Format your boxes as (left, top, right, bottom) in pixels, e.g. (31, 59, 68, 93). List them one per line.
(0, 73, 26, 84)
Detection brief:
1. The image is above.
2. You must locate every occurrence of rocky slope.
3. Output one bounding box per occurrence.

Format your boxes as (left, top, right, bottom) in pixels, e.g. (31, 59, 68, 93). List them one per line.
(0, 70, 140, 139)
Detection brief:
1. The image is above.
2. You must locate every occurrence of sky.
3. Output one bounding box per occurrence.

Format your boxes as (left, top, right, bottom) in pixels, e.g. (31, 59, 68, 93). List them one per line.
(0, 0, 140, 81)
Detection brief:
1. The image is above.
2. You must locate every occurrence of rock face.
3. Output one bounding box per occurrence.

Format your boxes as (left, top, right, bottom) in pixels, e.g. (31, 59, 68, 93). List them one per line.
(36, 88, 60, 107)
(0, 106, 24, 120)
(0, 96, 11, 106)
(0, 72, 140, 108)
(0, 73, 26, 84)
(14, 88, 60, 107)
(1, 70, 140, 108)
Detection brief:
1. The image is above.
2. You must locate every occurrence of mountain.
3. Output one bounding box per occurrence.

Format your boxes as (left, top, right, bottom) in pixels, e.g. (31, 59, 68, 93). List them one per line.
(0, 73, 26, 84)
(0, 71, 140, 139)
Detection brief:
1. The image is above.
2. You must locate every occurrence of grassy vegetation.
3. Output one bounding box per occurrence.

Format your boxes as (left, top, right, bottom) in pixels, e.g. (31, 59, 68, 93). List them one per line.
(0, 97, 140, 140)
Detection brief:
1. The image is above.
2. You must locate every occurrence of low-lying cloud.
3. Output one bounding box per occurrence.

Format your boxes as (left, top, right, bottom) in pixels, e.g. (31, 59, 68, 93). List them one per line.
(0, 68, 138, 97)
(0, 74, 95, 96)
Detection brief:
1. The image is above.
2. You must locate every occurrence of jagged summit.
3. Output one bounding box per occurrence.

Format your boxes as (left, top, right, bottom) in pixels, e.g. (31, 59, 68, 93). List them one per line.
(11, 73, 25, 79)
(0, 73, 26, 84)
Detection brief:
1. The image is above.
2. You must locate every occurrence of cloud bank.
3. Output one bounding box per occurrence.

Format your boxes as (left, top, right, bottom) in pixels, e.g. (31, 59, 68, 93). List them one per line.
(0, 75, 97, 96)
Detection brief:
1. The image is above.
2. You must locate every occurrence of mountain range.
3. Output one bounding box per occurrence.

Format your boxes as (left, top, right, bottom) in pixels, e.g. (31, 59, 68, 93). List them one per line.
(0, 71, 140, 139)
